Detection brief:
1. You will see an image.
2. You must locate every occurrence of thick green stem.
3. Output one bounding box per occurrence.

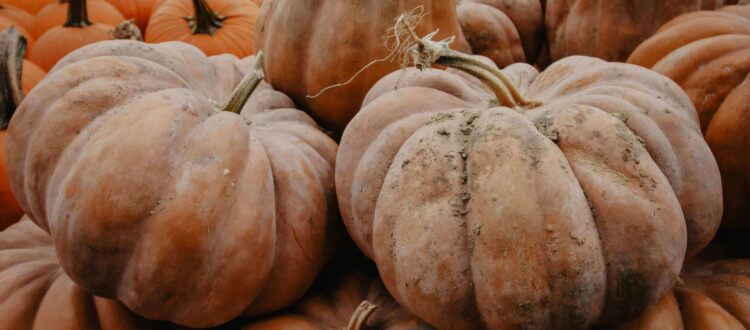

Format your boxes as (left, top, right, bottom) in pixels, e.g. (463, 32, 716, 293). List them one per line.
(0, 28, 26, 130)
(346, 301, 378, 330)
(184, 0, 226, 35)
(64, 0, 92, 28)
(222, 52, 264, 114)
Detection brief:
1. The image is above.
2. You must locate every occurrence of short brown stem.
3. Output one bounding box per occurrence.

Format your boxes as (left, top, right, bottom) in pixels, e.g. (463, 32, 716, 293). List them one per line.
(222, 52, 264, 114)
(64, 0, 92, 28)
(346, 301, 378, 330)
(0, 28, 26, 130)
(184, 0, 226, 35)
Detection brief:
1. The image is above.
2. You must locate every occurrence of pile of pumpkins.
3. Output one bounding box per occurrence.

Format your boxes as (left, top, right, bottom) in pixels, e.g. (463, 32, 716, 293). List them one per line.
(0, 0, 749, 329)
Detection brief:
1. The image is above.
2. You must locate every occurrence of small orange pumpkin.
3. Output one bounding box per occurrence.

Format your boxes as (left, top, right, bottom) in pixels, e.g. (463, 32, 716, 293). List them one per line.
(28, 0, 114, 71)
(0, 4, 33, 33)
(105, 0, 160, 32)
(0, 0, 56, 14)
(146, 0, 257, 58)
(32, 0, 125, 38)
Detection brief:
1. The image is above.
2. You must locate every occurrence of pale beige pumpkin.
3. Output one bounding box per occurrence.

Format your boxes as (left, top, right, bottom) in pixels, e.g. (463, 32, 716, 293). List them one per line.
(337, 36, 721, 328)
(6, 40, 339, 328)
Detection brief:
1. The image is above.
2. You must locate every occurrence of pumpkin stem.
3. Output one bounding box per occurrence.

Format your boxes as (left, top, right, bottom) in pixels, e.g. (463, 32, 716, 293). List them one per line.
(0, 28, 26, 130)
(64, 0, 92, 28)
(184, 0, 226, 35)
(222, 51, 264, 115)
(393, 10, 540, 109)
(346, 301, 378, 330)
(110, 19, 143, 41)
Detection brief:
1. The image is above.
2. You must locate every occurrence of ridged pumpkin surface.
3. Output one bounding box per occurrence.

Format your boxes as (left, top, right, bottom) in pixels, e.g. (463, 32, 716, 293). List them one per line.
(337, 55, 722, 329)
(6, 41, 339, 328)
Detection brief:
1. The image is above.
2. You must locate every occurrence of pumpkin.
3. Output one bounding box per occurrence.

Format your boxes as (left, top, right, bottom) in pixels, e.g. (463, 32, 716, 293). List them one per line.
(6, 40, 339, 328)
(245, 272, 433, 330)
(336, 30, 722, 329)
(0, 0, 56, 14)
(145, 0, 257, 58)
(0, 4, 33, 33)
(28, 0, 115, 72)
(0, 28, 39, 230)
(457, 0, 544, 68)
(545, 0, 729, 62)
(0, 217, 174, 329)
(628, 5, 750, 233)
(255, 0, 471, 132)
(105, 0, 160, 32)
(32, 0, 125, 38)
(619, 259, 750, 330)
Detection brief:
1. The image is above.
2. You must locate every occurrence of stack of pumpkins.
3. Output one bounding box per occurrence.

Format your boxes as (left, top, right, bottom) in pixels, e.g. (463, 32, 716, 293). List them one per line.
(0, 0, 749, 329)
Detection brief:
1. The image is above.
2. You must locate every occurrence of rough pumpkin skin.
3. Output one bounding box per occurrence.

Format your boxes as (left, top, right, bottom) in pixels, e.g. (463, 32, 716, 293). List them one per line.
(336, 47, 722, 328)
(545, 0, 729, 62)
(254, 0, 470, 132)
(245, 272, 433, 330)
(5, 41, 339, 328)
(619, 259, 750, 330)
(457, 0, 544, 67)
(628, 5, 750, 233)
(0, 217, 172, 330)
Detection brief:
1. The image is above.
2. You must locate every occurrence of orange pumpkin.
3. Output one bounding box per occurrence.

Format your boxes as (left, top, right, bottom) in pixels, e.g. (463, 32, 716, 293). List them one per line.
(457, 0, 544, 68)
(619, 259, 750, 329)
(0, 4, 33, 33)
(7, 40, 339, 328)
(545, 0, 729, 62)
(336, 32, 721, 328)
(105, 0, 160, 32)
(0, 28, 35, 230)
(255, 0, 471, 132)
(628, 5, 750, 233)
(28, 0, 114, 72)
(146, 0, 257, 58)
(0, 0, 56, 14)
(0, 217, 173, 329)
(32, 0, 125, 38)
(245, 272, 433, 330)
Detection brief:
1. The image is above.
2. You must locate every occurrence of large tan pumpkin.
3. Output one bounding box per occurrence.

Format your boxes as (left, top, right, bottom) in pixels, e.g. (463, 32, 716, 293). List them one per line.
(545, 0, 729, 62)
(619, 259, 750, 330)
(245, 272, 433, 330)
(457, 0, 544, 68)
(336, 35, 722, 328)
(255, 0, 470, 132)
(0, 217, 172, 329)
(628, 5, 750, 233)
(6, 41, 339, 328)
